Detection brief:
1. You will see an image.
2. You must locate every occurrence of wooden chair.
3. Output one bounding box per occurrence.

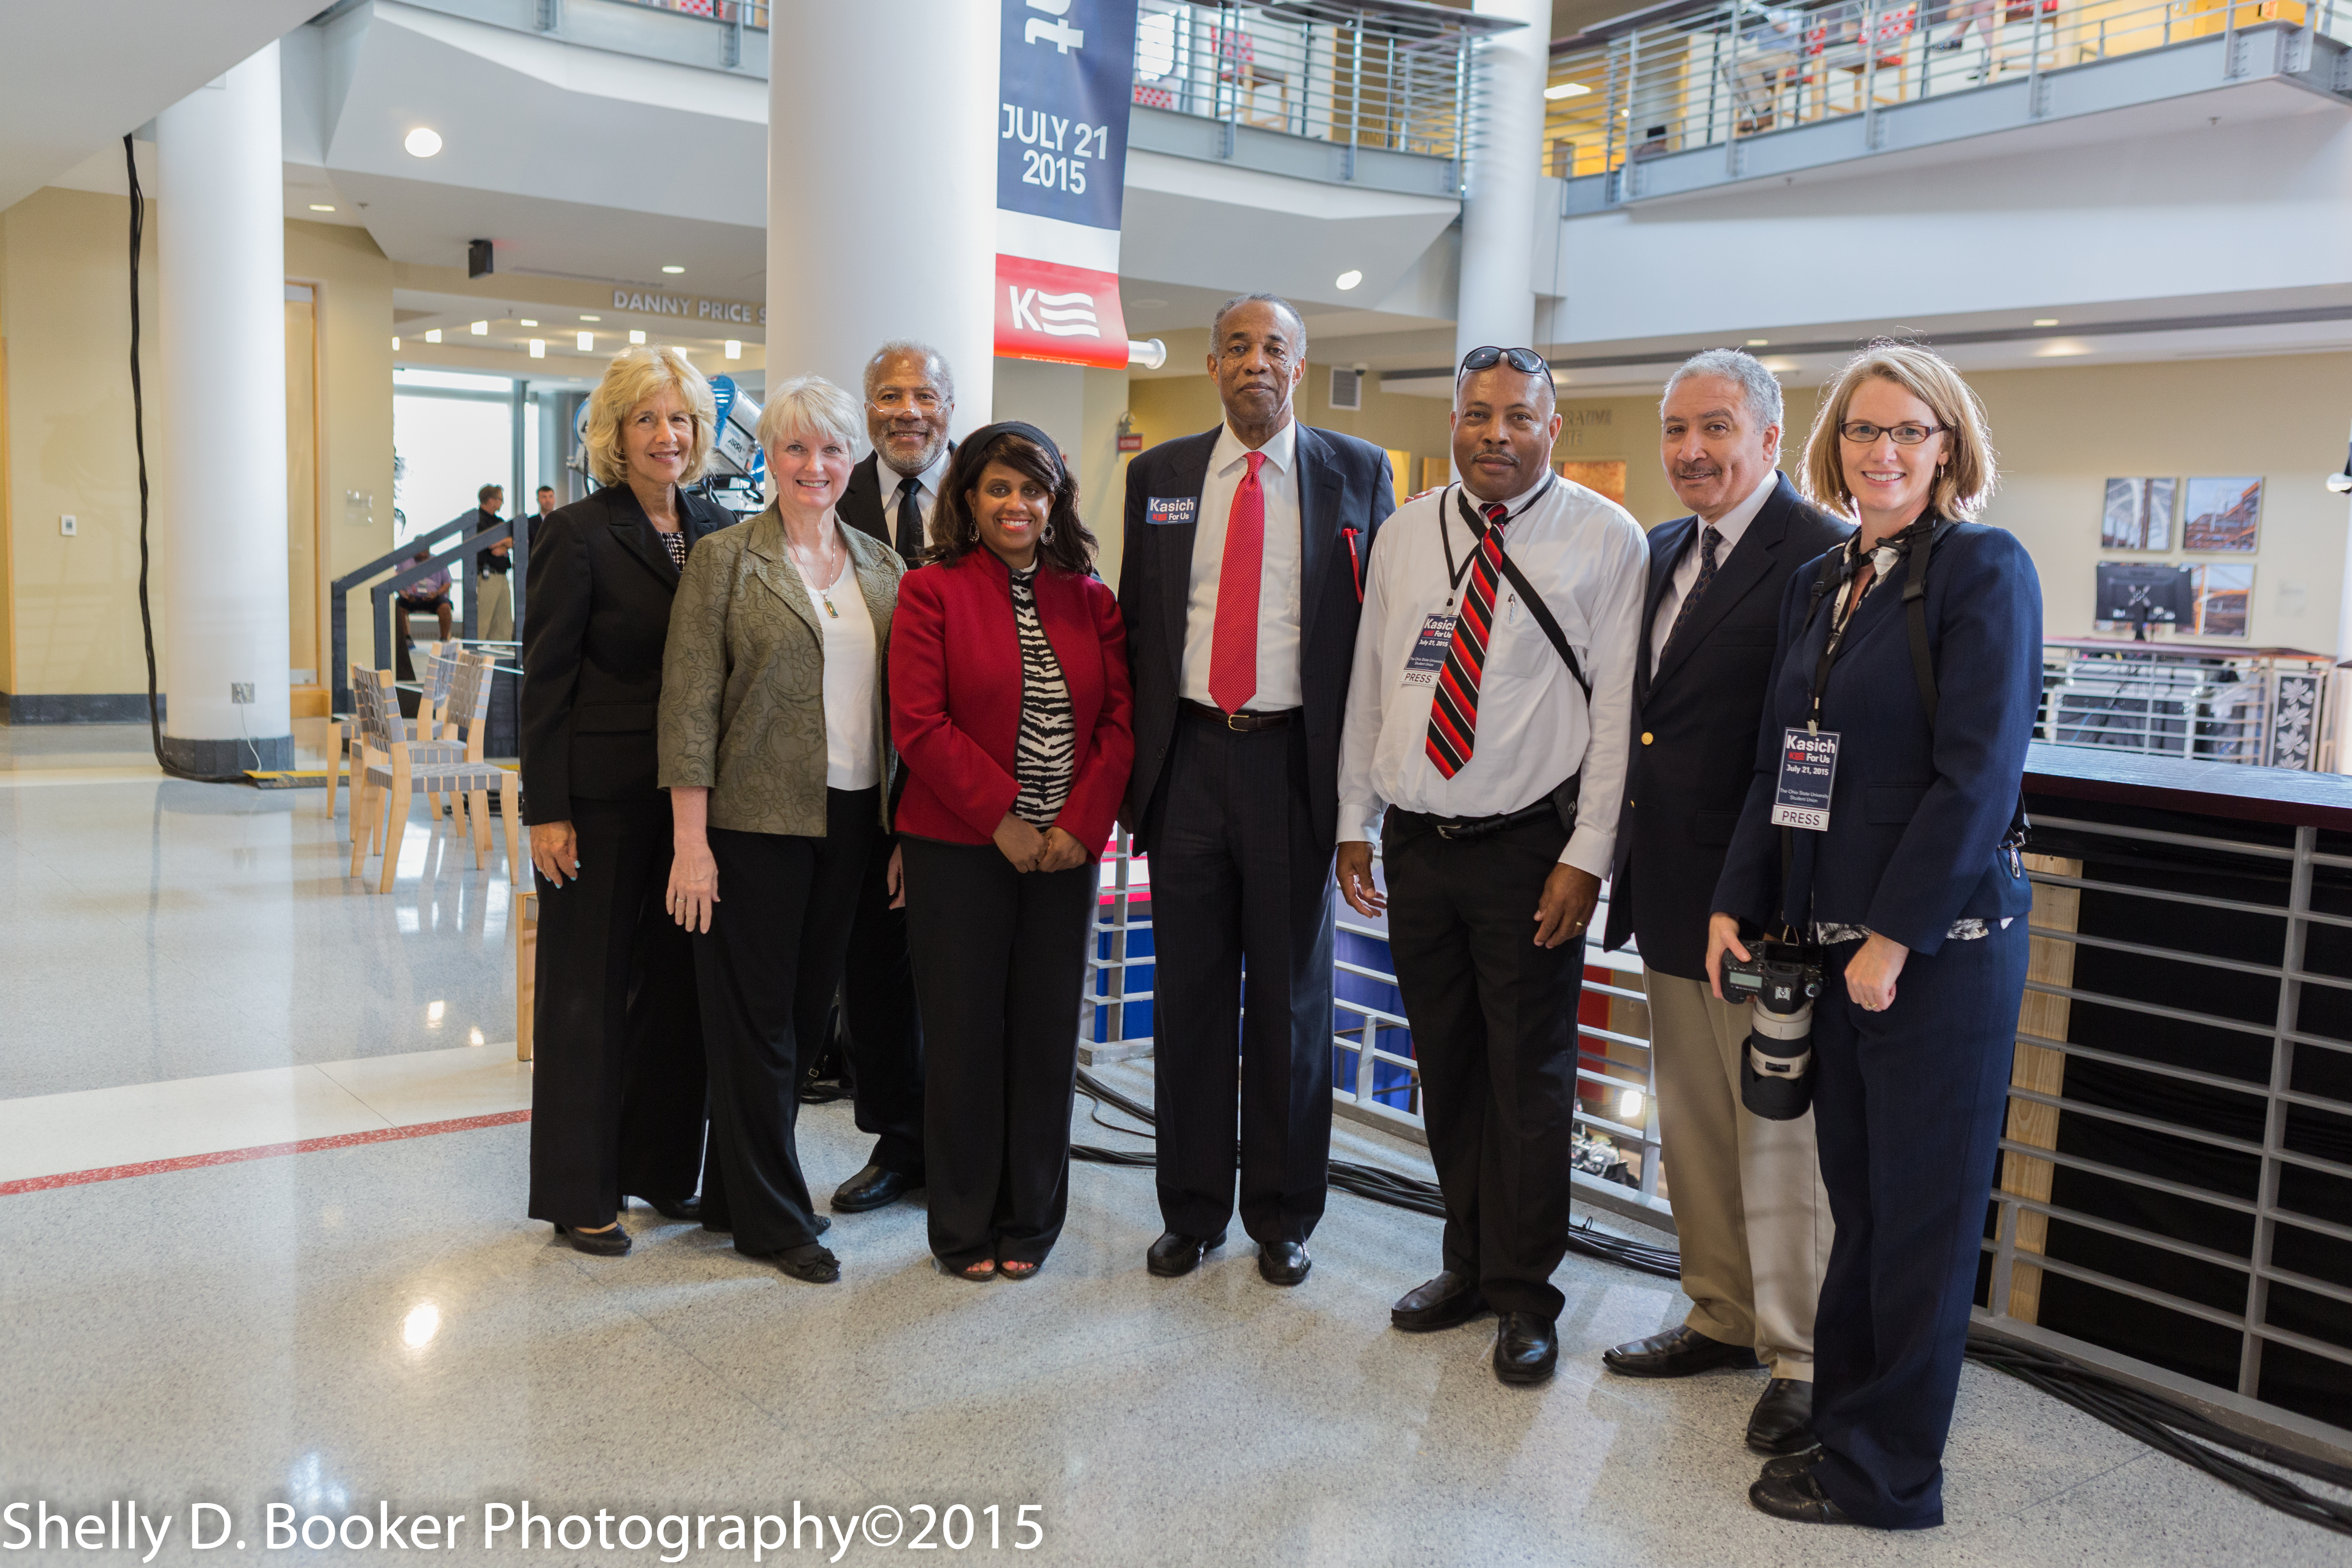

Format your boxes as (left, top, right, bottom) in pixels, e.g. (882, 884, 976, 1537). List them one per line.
(347, 660, 522, 893)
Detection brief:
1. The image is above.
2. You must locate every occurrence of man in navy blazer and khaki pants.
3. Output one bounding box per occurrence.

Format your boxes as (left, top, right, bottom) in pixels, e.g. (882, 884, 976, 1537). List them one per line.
(1118, 294, 1394, 1286)
(1601, 350, 1850, 1452)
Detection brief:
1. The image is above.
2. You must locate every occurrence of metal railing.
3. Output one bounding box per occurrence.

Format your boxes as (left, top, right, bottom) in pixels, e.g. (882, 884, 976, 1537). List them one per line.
(1131, 1, 1523, 169)
(2038, 644, 2339, 771)
(1548, 0, 2350, 182)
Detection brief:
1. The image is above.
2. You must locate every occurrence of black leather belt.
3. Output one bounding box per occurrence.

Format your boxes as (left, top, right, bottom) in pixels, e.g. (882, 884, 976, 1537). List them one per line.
(1182, 699, 1297, 733)
(1396, 798, 1561, 842)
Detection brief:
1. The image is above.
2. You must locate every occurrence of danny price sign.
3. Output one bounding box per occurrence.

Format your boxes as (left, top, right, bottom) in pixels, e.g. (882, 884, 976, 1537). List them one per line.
(995, 0, 1136, 368)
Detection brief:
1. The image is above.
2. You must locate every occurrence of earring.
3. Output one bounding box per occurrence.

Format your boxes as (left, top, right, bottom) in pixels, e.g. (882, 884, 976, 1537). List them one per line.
(1041, 521, 1056, 545)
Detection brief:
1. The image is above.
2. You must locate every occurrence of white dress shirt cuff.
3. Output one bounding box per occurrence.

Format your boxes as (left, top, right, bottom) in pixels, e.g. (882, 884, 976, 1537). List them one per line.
(1561, 824, 1616, 880)
(1339, 797, 1386, 846)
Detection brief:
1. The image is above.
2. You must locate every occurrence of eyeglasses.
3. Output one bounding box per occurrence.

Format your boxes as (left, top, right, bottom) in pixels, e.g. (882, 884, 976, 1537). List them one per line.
(1459, 345, 1549, 376)
(1839, 421, 1945, 446)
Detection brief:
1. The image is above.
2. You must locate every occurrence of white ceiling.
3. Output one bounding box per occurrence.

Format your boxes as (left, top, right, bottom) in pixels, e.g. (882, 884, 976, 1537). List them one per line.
(0, 0, 323, 215)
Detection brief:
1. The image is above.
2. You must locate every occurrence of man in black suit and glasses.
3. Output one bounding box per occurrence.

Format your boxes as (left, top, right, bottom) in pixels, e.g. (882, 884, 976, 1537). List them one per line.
(1600, 349, 1850, 1453)
(823, 339, 957, 1214)
(1118, 294, 1394, 1287)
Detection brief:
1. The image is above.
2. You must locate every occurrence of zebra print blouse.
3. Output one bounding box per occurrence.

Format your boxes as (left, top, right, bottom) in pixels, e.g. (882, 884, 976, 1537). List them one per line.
(1008, 563, 1076, 829)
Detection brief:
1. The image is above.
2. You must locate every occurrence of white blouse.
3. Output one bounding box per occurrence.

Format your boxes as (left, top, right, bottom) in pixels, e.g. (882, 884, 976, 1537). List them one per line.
(793, 555, 879, 792)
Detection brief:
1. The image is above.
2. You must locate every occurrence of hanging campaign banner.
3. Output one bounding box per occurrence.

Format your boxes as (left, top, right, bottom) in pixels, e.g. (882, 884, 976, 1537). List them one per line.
(996, 0, 1137, 369)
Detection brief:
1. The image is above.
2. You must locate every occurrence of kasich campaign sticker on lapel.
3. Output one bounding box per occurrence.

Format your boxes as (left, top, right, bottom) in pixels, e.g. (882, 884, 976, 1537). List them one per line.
(1146, 497, 1198, 526)
(1771, 727, 1839, 831)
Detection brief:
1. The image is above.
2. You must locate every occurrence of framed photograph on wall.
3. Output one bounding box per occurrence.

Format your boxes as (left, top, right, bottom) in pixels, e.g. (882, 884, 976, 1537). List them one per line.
(2192, 563, 2253, 638)
(2100, 478, 2173, 551)
(2182, 477, 2261, 553)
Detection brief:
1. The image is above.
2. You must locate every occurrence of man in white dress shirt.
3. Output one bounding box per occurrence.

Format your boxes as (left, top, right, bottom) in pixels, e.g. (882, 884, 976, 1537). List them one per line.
(1336, 347, 1647, 1384)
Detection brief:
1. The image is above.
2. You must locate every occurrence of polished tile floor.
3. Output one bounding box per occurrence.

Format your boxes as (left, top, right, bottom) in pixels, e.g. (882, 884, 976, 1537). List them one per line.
(2, 724, 2343, 1566)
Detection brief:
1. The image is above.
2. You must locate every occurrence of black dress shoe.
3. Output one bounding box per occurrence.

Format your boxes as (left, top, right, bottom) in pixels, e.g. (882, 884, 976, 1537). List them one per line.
(1749, 1468, 1853, 1524)
(1601, 1324, 1762, 1378)
(553, 1222, 630, 1257)
(1258, 1241, 1311, 1287)
(1761, 1445, 1824, 1481)
(1146, 1229, 1226, 1277)
(633, 1194, 700, 1221)
(1493, 1312, 1559, 1385)
(1746, 1377, 1816, 1454)
(831, 1163, 918, 1213)
(1391, 1271, 1486, 1331)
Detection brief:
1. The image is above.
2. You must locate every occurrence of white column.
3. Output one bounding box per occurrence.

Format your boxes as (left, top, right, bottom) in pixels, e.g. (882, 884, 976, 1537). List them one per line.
(157, 41, 291, 775)
(766, 2, 997, 437)
(1452, 2, 1549, 367)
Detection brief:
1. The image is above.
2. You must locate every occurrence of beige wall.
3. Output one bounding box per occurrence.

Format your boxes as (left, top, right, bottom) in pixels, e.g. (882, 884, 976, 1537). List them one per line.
(0, 195, 397, 706)
(0, 187, 160, 702)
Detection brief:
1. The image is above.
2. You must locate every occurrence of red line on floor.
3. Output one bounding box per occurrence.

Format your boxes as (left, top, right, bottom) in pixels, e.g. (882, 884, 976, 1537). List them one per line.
(0, 1109, 533, 1196)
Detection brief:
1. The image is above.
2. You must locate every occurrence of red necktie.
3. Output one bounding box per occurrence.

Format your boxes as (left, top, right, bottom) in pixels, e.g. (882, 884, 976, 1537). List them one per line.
(1425, 502, 1508, 779)
(1208, 450, 1267, 714)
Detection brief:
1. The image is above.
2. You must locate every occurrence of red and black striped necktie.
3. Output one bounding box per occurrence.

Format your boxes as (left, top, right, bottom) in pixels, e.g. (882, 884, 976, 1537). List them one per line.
(1425, 501, 1509, 779)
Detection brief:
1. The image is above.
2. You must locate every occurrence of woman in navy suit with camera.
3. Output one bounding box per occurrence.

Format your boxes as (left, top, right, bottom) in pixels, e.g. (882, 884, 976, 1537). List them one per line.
(1708, 341, 2042, 1530)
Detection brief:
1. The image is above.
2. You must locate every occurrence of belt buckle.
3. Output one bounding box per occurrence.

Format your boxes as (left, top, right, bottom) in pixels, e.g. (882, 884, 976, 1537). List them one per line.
(1225, 710, 1249, 731)
(1433, 820, 1463, 840)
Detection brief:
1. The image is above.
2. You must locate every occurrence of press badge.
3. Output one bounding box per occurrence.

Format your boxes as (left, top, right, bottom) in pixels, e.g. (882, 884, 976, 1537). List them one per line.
(1770, 728, 1838, 831)
(1146, 497, 1198, 526)
(1401, 612, 1457, 688)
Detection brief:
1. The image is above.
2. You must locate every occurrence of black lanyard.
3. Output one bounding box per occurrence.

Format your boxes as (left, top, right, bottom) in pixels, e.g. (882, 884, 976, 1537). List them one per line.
(1438, 477, 1555, 605)
(1804, 517, 1934, 733)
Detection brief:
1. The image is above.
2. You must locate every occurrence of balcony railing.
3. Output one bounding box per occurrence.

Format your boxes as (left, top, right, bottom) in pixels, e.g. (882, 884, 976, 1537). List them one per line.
(1546, 0, 2352, 183)
(2040, 643, 2339, 771)
(1129, 2, 1522, 168)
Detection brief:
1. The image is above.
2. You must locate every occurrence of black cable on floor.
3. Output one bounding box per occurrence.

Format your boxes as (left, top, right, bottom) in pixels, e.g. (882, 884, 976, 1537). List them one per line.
(125, 133, 243, 786)
(1070, 1065, 2352, 1536)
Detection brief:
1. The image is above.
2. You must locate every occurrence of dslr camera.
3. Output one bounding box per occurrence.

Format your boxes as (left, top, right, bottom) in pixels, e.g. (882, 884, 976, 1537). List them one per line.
(1719, 936, 1824, 1121)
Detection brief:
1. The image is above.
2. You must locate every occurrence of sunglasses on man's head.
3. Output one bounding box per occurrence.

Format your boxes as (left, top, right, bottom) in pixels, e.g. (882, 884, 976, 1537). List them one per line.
(1459, 345, 1550, 376)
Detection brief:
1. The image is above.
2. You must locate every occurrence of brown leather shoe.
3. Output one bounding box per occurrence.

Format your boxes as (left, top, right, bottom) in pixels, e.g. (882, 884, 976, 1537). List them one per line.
(1601, 1324, 1762, 1378)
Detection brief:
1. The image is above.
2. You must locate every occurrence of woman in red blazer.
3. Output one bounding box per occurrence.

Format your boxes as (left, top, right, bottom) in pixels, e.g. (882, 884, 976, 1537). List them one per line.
(889, 421, 1135, 1279)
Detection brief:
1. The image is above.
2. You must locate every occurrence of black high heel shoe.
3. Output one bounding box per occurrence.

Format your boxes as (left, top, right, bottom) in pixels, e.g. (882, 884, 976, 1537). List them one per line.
(633, 1194, 701, 1221)
(765, 1242, 840, 1284)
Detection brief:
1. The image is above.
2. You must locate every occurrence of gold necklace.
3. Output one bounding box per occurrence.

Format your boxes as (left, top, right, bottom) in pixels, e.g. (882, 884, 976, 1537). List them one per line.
(789, 530, 843, 618)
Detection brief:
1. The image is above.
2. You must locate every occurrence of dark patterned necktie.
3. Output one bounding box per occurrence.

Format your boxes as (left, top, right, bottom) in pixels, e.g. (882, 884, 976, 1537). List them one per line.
(1425, 502, 1510, 779)
(895, 475, 923, 559)
(1660, 524, 1724, 658)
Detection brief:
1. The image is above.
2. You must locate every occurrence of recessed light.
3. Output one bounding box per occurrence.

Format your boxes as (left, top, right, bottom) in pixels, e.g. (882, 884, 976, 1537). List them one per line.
(725, 340, 742, 360)
(579, 314, 600, 322)
(1747, 338, 1769, 346)
(629, 329, 647, 345)
(1335, 269, 1363, 291)
(519, 318, 537, 327)
(391, 336, 401, 351)
(403, 127, 442, 158)
(577, 331, 594, 351)
(528, 339, 546, 359)
(470, 321, 488, 336)
(424, 328, 441, 343)
(2033, 318, 2060, 327)
(1544, 82, 1592, 100)
(309, 203, 336, 212)
(661, 265, 685, 274)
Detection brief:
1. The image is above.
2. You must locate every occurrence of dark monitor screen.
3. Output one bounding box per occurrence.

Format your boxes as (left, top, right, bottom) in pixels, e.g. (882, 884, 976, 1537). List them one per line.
(2096, 562, 2192, 625)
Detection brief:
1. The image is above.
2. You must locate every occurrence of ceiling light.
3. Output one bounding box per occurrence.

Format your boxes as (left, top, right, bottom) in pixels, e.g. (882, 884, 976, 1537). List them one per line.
(403, 127, 443, 158)
(2033, 318, 2060, 326)
(391, 336, 401, 351)
(661, 265, 685, 274)
(1544, 82, 1592, 100)
(577, 331, 594, 351)
(519, 318, 537, 327)
(629, 329, 646, 345)
(424, 328, 442, 343)
(470, 321, 488, 336)
(308, 203, 335, 212)
(1335, 269, 1363, 291)
(580, 314, 600, 322)
(528, 339, 546, 359)
(725, 340, 742, 360)
(1747, 338, 1769, 346)
(2034, 339, 2092, 358)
